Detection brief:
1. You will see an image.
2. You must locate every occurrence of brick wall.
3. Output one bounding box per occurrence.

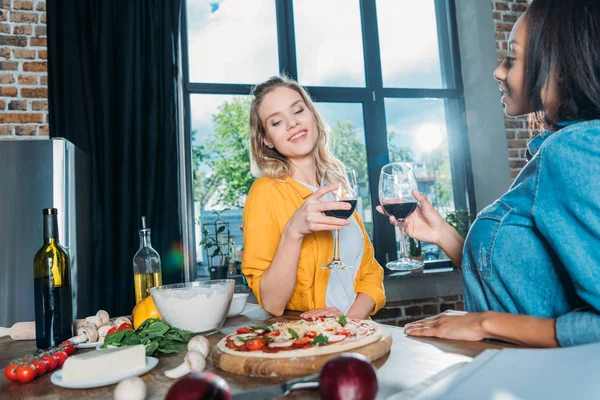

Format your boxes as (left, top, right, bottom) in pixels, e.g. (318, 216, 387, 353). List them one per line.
(493, 0, 529, 179)
(373, 295, 465, 327)
(0, 0, 48, 139)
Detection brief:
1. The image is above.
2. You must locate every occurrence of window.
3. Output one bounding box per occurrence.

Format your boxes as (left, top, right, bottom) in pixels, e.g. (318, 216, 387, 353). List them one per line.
(181, 0, 473, 279)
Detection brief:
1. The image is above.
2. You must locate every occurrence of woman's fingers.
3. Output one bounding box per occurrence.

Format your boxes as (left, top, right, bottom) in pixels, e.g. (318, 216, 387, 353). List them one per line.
(404, 326, 435, 337)
(300, 307, 342, 319)
(308, 214, 350, 228)
(308, 223, 346, 232)
(376, 205, 401, 226)
(411, 189, 434, 210)
(311, 183, 340, 201)
(313, 201, 352, 213)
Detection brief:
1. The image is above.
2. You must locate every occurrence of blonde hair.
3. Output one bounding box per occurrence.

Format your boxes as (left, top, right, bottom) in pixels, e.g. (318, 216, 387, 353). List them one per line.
(249, 75, 343, 183)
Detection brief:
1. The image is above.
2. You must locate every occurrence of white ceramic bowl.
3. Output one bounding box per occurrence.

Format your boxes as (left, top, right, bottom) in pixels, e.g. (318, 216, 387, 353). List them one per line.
(149, 280, 234, 334)
(227, 293, 249, 318)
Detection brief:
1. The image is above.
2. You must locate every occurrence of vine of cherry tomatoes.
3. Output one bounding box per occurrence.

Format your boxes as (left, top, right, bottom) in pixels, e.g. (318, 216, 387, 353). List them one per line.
(3, 340, 76, 383)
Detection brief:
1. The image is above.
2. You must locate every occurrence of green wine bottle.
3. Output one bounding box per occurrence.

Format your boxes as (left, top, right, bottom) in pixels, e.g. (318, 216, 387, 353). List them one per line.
(33, 208, 73, 349)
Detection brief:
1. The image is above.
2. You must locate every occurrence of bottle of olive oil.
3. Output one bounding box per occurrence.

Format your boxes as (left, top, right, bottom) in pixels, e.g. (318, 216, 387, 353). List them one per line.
(33, 208, 73, 349)
(133, 216, 162, 304)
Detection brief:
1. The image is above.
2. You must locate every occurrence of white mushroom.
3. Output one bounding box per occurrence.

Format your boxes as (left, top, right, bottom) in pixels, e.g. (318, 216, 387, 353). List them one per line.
(85, 310, 110, 327)
(71, 324, 99, 344)
(164, 351, 206, 379)
(99, 320, 114, 328)
(97, 325, 114, 343)
(114, 376, 147, 400)
(187, 335, 210, 358)
(113, 316, 132, 327)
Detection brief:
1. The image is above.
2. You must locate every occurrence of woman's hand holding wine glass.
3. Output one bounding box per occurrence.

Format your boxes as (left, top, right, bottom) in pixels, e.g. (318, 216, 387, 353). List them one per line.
(376, 189, 448, 246)
(285, 184, 352, 240)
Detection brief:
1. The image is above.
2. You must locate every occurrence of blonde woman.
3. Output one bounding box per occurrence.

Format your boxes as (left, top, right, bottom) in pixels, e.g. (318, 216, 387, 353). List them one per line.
(242, 76, 385, 320)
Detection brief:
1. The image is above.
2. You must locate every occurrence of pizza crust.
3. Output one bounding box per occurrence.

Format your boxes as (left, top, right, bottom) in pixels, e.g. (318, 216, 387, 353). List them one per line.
(217, 320, 383, 359)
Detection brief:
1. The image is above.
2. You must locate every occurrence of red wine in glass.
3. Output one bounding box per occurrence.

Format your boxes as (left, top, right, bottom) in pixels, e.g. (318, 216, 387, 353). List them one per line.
(320, 168, 358, 270)
(324, 199, 357, 219)
(379, 162, 424, 272)
(382, 201, 418, 221)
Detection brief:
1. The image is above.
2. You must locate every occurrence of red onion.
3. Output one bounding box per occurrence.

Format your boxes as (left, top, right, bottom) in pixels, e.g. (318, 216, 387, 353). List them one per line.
(319, 353, 378, 400)
(166, 372, 232, 400)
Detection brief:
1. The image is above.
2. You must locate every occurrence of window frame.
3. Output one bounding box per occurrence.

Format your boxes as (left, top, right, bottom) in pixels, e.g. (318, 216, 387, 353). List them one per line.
(180, 0, 475, 280)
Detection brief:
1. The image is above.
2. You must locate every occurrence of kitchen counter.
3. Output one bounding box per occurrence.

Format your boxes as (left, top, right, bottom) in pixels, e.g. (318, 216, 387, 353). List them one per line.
(0, 304, 513, 399)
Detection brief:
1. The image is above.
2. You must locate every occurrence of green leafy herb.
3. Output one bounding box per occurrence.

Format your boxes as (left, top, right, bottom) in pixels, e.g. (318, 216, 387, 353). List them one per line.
(122, 334, 143, 346)
(145, 341, 159, 356)
(157, 339, 188, 354)
(264, 336, 274, 343)
(100, 318, 195, 356)
(338, 314, 348, 327)
(137, 319, 170, 339)
(251, 325, 273, 332)
(288, 328, 299, 340)
(236, 336, 250, 343)
(310, 334, 329, 346)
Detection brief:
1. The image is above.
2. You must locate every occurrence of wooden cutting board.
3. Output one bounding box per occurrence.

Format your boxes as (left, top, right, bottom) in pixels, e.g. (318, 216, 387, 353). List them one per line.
(212, 331, 393, 377)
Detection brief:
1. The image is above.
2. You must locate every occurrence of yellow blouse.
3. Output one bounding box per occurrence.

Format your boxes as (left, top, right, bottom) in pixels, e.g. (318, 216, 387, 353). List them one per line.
(242, 176, 386, 315)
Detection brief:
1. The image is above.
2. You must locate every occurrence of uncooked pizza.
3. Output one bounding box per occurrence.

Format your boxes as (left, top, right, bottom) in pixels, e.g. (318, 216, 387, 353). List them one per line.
(216, 316, 383, 359)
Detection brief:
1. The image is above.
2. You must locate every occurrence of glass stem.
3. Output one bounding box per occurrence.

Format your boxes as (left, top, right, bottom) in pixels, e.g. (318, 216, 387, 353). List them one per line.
(399, 223, 407, 260)
(332, 229, 341, 262)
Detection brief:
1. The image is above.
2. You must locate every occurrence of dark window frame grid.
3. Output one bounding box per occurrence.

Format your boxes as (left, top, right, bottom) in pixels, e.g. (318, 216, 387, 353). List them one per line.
(179, 0, 475, 277)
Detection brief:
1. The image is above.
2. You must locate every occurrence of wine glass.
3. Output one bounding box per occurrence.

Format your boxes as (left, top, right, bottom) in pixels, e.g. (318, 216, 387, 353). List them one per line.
(379, 162, 424, 271)
(320, 168, 358, 270)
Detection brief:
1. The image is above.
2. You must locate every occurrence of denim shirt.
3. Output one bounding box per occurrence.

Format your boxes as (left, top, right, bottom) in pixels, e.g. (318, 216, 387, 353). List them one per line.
(462, 120, 600, 346)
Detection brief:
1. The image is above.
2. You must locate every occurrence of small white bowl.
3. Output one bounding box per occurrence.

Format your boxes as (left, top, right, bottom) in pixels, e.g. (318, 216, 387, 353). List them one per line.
(227, 293, 249, 318)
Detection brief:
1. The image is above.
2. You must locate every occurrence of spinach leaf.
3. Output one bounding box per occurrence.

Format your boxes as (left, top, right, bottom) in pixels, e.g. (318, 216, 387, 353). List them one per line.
(145, 341, 159, 356)
(102, 318, 193, 356)
(138, 320, 170, 339)
(102, 330, 128, 346)
(122, 334, 143, 346)
(157, 339, 188, 354)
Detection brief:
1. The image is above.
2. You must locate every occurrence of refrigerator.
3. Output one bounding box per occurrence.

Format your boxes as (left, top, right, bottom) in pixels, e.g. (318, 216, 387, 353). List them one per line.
(0, 138, 92, 327)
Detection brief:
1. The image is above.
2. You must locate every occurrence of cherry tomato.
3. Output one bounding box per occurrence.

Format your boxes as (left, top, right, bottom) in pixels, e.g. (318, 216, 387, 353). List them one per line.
(337, 329, 351, 336)
(267, 330, 281, 338)
(236, 327, 252, 334)
(30, 359, 48, 377)
(245, 337, 266, 351)
(15, 365, 37, 383)
(293, 337, 310, 346)
(52, 351, 68, 367)
(4, 363, 18, 381)
(41, 354, 58, 371)
(117, 323, 133, 331)
(304, 330, 317, 338)
(60, 340, 76, 355)
(106, 327, 119, 335)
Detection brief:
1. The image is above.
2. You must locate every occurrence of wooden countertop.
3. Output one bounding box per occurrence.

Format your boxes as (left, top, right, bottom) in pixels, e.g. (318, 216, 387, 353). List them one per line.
(0, 304, 513, 399)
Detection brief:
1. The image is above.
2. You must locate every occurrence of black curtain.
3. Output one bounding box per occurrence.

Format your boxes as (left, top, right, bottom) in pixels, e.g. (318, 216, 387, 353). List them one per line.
(47, 0, 184, 317)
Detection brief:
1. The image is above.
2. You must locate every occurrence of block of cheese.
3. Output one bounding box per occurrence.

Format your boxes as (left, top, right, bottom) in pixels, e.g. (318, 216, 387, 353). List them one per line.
(61, 344, 146, 382)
